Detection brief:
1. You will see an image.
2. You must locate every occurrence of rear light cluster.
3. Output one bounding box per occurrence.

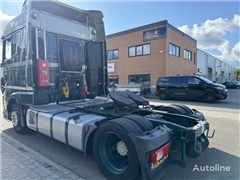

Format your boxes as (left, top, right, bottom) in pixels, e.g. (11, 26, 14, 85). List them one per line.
(150, 143, 170, 163)
(80, 84, 86, 97)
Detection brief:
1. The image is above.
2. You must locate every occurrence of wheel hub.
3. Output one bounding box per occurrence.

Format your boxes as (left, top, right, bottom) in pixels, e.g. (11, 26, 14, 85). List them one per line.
(116, 141, 128, 156)
(11, 111, 18, 127)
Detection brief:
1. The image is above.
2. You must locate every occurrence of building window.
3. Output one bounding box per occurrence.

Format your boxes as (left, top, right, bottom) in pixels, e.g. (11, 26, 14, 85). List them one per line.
(107, 49, 118, 60)
(169, 43, 180, 57)
(129, 47, 135, 57)
(184, 49, 192, 60)
(136, 46, 143, 56)
(128, 44, 150, 57)
(128, 74, 150, 84)
(143, 44, 150, 55)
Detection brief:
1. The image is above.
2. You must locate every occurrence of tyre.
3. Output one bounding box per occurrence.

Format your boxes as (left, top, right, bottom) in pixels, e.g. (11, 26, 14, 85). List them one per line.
(93, 118, 142, 180)
(11, 103, 27, 134)
(160, 107, 179, 114)
(204, 93, 216, 103)
(159, 92, 168, 100)
(124, 115, 154, 132)
(170, 104, 193, 114)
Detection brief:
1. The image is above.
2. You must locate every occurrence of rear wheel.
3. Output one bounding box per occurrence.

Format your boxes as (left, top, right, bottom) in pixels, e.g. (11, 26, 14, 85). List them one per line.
(204, 93, 216, 103)
(124, 115, 154, 132)
(159, 92, 168, 100)
(93, 118, 142, 180)
(160, 107, 179, 114)
(11, 103, 27, 134)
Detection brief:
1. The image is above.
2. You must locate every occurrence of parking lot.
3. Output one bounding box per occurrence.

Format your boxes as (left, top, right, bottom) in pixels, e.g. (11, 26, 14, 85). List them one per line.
(0, 89, 239, 180)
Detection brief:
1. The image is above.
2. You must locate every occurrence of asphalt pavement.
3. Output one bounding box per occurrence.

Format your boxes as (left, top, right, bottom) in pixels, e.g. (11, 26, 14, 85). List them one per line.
(0, 89, 239, 180)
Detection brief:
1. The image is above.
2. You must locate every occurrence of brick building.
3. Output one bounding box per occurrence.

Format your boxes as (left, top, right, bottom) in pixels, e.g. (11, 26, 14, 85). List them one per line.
(106, 20, 197, 90)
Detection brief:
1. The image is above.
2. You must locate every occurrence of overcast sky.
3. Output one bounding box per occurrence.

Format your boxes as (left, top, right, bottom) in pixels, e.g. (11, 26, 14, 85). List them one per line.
(1, 0, 239, 68)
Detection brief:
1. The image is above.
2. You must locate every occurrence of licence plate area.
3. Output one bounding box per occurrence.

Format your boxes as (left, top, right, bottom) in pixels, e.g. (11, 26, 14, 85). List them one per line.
(194, 121, 207, 137)
(149, 154, 168, 171)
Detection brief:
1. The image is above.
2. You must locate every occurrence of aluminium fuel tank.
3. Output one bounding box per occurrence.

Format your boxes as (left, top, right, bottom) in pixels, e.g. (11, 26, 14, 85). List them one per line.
(26, 104, 106, 151)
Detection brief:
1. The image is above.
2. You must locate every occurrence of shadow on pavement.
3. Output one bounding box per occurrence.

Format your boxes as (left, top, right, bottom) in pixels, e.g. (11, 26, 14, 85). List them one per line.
(162, 147, 240, 180)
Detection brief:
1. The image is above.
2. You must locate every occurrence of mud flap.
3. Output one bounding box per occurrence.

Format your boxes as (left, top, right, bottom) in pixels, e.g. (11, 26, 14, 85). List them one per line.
(129, 127, 171, 180)
(185, 134, 209, 158)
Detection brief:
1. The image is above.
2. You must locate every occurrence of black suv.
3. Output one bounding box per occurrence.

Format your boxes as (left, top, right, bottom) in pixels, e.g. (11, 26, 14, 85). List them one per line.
(155, 76, 229, 103)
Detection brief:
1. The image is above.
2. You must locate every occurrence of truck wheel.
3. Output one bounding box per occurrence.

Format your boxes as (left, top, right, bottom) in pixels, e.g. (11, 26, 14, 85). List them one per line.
(159, 92, 168, 100)
(124, 115, 154, 132)
(11, 103, 27, 134)
(170, 104, 193, 114)
(160, 107, 179, 114)
(204, 93, 216, 103)
(93, 118, 142, 180)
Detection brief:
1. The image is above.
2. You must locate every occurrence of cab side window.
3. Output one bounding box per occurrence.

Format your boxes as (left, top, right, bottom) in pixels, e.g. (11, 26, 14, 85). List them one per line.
(3, 29, 26, 62)
(12, 31, 21, 62)
(4, 38, 12, 60)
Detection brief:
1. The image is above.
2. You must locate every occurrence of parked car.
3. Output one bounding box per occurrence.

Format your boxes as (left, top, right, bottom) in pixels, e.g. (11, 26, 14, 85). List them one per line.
(234, 81, 240, 85)
(222, 82, 240, 89)
(155, 76, 229, 103)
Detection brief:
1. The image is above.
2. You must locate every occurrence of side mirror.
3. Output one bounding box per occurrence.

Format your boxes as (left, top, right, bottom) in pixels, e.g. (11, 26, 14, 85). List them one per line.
(199, 81, 204, 86)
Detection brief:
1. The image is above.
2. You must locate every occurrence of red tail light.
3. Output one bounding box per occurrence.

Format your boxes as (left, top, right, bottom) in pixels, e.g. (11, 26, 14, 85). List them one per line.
(80, 84, 86, 97)
(150, 143, 170, 163)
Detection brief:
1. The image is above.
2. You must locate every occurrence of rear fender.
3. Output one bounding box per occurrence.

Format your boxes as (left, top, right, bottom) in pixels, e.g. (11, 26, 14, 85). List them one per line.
(84, 124, 98, 156)
(84, 120, 107, 155)
(154, 104, 205, 121)
(129, 126, 171, 180)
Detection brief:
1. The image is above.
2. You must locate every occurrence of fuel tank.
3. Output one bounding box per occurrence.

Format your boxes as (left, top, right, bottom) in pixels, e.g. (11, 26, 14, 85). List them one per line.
(26, 104, 106, 151)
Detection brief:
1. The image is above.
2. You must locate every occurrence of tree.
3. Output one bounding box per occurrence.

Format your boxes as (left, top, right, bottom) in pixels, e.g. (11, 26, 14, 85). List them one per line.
(236, 69, 240, 80)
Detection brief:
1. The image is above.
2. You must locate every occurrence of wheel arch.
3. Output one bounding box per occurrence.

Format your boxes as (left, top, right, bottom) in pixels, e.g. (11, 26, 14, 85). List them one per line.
(84, 120, 107, 156)
(84, 125, 98, 156)
(7, 96, 28, 126)
(7, 96, 18, 120)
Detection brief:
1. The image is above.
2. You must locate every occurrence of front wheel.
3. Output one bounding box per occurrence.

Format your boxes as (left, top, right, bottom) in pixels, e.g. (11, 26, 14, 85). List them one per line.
(93, 118, 141, 180)
(11, 103, 27, 134)
(204, 93, 216, 103)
